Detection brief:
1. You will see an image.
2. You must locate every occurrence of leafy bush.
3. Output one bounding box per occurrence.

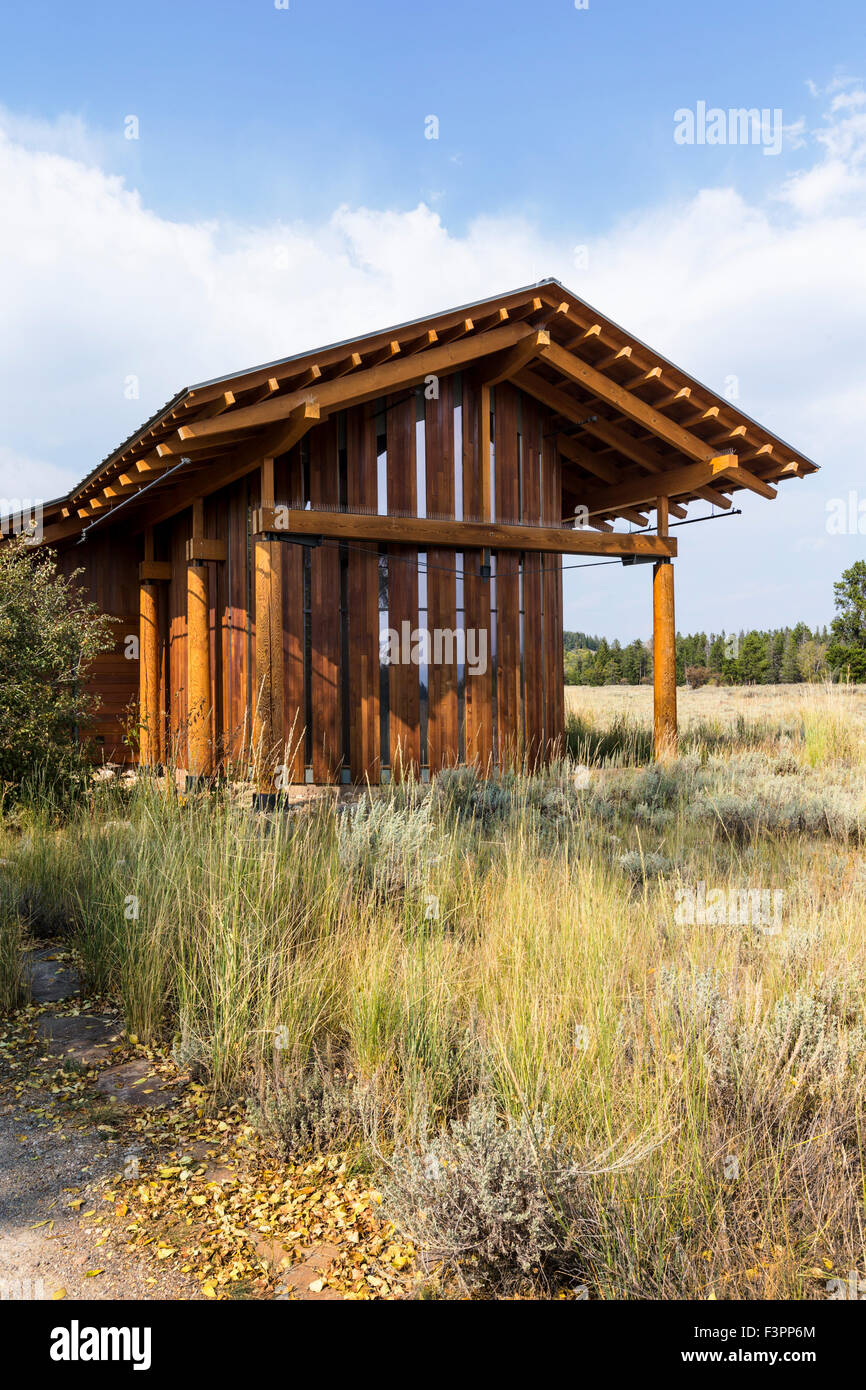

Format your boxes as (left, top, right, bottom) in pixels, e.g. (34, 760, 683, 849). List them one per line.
(0, 536, 112, 796)
(685, 665, 712, 688)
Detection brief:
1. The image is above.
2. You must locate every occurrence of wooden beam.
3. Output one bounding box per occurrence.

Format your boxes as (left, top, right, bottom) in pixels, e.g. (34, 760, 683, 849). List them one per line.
(726, 470, 777, 500)
(480, 330, 550, 388)
(186, 559, 212, 778)
(595, 345, 633, 371)
(574, 456, 764, 517)
(259, 401, 321, 460)
(157, 429, 253, 456)
(540, 339, 719, 464)
(436, 318, 474, 345)
(134, 453, 169, 476)
(186, 538, 227, 563)
(253, 457, 284, 791)
(516, 369, 668, 474)
(557, 433, 620, 484)
(139, 560, 172, 582)
(695, 486, 733, 509)
(170, 322, 535, 446)
(249, 506, 678, 558)
(330, 351, 363, 377)
(653, 498, 677, 760)
(139, 569, 162, 768)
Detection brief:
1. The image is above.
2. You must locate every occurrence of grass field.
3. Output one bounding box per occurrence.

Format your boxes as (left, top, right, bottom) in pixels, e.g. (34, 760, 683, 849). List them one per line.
(2, 681, 865, 1298)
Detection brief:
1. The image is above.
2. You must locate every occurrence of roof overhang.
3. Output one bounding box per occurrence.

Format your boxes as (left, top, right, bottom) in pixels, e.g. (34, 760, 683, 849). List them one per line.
(37, 279, 818, 547)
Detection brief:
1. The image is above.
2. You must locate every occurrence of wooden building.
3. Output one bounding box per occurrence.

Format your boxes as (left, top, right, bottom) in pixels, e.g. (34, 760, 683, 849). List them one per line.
(34, 280, 816, 786)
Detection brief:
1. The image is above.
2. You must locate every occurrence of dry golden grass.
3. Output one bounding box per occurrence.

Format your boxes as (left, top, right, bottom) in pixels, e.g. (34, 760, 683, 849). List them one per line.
(566, 680, 866, 734)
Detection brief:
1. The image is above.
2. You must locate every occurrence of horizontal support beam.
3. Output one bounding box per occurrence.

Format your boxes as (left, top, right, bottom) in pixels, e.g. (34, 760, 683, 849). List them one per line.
(139, 560, 172, 581)
(185, 538, 227, 563)
(250, 507, 677, 558)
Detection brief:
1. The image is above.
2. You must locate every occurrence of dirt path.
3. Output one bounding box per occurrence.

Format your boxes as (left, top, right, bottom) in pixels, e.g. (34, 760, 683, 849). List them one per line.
(0, 945, 414, 1302)
(0, 1086, 199, 1300)
(0, 947, 200, 1300)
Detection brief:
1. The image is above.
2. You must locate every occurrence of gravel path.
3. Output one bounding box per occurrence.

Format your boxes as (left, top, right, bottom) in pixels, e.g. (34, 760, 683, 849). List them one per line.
(0, 1088, 201, 1300)
(0, 950, 200, 1302)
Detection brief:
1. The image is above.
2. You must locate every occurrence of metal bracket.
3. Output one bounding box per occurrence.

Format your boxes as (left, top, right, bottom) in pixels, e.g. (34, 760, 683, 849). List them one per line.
(263, 532, 323, 549)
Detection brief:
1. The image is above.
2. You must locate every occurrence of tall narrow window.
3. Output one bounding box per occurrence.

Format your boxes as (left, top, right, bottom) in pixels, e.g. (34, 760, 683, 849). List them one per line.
(490, 552, 498, 768)
(338, 413, 351, 782)
(376, 404, 387, 517)
(300, 435, 314, 777)
(453, 375, 465, 759)
(489, 389, 498, 765)
(416, 391, 428, 771)
(489, 387, 496, 523)
(303, 545, 313, 778)
(416, 390, 427, 519)
(378, 550, 390, 780)
(418, 550, 428, 774)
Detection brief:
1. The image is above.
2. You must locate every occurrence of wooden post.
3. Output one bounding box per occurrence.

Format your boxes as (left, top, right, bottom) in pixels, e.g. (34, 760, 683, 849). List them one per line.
(653, 497, 677, 759)
(139, 529, 165, 769)
(139, 582, 161, 767)
(253, 458, 284, 792)
(186, 500, 212, 779)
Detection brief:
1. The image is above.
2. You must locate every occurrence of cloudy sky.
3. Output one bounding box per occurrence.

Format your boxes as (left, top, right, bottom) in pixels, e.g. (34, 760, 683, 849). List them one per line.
(1, 0, 864, 641)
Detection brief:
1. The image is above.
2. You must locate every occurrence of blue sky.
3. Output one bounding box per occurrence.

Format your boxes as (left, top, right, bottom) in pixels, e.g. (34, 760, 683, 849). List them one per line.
(1, 0, 864, 640)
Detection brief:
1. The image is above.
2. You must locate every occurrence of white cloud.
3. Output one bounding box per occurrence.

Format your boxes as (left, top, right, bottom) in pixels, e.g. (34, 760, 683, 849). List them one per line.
(1, 88, 864, 638)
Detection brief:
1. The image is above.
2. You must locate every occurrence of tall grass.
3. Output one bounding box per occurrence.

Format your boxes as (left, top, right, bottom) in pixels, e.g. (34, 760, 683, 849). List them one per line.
(2, 690, 866, 1296)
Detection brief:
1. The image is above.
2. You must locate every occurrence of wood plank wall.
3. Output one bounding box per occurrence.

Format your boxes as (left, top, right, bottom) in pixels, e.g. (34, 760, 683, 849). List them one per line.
(462, 376, 494, 770)
(541, 431, 565, 756)
(521, 395, 545, 765)
(274, 447, 305, 781)
(425, 376, 458, 773)
(63, 374, 565, 779)
(222, 478, 252, 773)
(386, 396, 420, 778)
(308, 418, 342, 782)
(346, 405, 380, 782)
(57, 531, 139, 763)
(494, 384, 522, 768)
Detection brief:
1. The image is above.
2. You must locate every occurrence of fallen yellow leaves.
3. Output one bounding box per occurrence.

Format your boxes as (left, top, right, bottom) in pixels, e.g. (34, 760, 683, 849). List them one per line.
(0, 985, 417, 1301)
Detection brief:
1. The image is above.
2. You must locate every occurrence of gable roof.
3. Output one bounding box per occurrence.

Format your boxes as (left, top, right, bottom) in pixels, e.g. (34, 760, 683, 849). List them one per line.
(40, 278, 818, 545)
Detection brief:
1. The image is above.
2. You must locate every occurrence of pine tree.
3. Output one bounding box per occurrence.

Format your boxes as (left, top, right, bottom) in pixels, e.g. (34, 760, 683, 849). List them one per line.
(780, 630, 801, 683)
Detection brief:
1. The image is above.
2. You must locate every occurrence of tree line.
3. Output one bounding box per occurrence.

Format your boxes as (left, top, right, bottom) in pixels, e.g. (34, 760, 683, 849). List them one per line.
(563, 561, 866, 686)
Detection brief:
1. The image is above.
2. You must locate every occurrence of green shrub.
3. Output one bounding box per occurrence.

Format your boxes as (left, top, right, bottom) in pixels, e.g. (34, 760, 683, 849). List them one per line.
(0, 536, 112, 797)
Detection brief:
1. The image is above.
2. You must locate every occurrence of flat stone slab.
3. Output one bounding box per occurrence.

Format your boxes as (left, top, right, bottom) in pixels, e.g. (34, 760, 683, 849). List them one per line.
(37, 1015, 123, 1066)
(269, 1242, 344, 1301)
(94, 1060, 182, 1109)
(22, 949, 79, 1003)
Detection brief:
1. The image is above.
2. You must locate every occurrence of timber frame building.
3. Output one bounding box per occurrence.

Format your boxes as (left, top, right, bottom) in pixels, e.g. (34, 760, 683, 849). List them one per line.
(33, 280, 817, 785)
